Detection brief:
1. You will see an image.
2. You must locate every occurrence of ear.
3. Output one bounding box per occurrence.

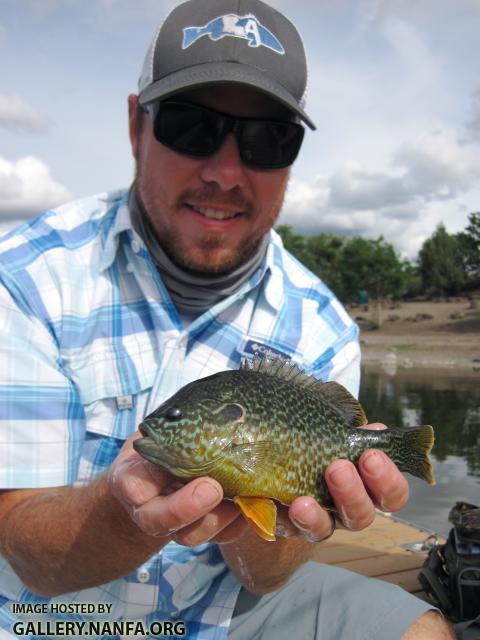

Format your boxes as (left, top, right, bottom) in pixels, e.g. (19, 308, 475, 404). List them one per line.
(128, 94, 141, 160)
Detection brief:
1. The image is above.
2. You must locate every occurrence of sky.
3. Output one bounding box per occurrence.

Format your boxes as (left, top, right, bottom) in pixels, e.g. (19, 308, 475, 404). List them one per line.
(1, 0, 480, 259)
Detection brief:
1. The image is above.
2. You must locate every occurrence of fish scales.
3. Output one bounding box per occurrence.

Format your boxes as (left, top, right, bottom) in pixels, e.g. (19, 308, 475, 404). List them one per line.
(134, 355, 435, 540)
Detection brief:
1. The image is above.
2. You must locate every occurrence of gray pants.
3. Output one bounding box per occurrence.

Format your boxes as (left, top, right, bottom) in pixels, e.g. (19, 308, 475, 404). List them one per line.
(228, 562, 434, 640)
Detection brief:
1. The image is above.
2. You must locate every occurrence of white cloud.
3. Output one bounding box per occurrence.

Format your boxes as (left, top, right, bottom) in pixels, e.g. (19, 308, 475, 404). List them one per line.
(328, 165, 409, 210)
(0, 94, 49, 133)
(465, 87, 480, 144)
(393, 130, 480, 198)
(281, 128, 480, 258)
(0, 156, 72, 220)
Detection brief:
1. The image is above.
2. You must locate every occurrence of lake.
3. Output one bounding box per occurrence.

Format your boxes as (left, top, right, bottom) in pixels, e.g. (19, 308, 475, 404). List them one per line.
(359, 366, 480, 537)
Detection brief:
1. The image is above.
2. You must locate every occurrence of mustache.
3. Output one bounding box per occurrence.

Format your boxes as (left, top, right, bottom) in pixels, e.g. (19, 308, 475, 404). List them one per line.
(179, 186, 254, 214)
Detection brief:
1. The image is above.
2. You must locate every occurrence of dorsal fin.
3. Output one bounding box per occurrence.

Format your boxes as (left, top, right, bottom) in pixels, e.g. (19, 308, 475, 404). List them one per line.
(240, 354, 367, 427)
(310, 380, 367, 427)
(241, 353, 317, 389)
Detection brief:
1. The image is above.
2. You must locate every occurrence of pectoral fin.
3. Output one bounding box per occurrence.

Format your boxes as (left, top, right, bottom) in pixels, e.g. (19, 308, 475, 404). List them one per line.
(234, 496, 277, 542)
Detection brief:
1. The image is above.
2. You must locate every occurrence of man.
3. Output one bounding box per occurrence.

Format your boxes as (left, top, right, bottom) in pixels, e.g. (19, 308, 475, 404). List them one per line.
(0, 0, 453, 638)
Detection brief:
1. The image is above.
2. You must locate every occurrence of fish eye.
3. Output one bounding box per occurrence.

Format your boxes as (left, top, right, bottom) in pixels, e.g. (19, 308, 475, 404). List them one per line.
(166, 407, 182, 421)
(221, 403, 245, 422)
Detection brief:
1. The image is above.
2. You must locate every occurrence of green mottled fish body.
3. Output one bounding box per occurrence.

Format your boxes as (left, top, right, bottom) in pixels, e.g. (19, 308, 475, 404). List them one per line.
(134, 356, 435, 510)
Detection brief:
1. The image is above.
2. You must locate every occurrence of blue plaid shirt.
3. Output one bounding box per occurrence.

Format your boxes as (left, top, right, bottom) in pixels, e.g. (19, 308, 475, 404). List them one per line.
(0, 189, 360, 639)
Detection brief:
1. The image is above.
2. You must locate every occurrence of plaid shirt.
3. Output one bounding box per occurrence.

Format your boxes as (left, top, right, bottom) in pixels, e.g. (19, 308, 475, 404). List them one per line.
(0, 189, 360, 639)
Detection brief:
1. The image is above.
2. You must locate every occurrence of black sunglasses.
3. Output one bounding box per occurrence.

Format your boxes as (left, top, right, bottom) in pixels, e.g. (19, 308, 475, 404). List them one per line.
(144, 100, 305, 170)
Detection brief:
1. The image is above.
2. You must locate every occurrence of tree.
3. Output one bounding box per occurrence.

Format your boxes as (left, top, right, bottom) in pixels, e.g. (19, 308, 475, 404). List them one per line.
(418, 224, 467, 295)
(338, 236, 406, 303)
(275, 224, 316, 274)
(457, 212, 480, 287)
(276, 226, 345, 293)
(303, 233, 345, 296)
(401, 259, 423, 299)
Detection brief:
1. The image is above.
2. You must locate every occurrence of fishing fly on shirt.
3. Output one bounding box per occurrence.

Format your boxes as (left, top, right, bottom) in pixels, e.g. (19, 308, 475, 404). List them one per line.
(134, 355, 435, 541)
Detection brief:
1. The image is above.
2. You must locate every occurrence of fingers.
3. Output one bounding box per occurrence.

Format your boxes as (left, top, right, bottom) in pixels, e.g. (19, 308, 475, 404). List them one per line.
(359, 449, 409, 512)
(107, 432, 247, 544)
(324, 448, 410, 531)
(288, 497, 335, 542)
(173, 501, 247, 546)
(325, 460, 376, 530)
(362, 422, 388, 431)
(108, 433, 174, 510)
(130, 476, 224, 537)
(356, 423, 409, 512)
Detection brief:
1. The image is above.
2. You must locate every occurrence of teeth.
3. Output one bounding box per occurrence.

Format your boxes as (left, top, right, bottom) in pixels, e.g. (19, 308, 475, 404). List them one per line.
(193, 205, 238, 220)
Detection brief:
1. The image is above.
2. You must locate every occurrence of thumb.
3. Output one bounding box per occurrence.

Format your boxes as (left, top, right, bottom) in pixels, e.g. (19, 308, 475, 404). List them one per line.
(108, 431, 173, 512)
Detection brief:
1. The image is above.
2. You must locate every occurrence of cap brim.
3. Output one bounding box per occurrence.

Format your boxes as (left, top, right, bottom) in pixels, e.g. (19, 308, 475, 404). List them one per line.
(138, 61, 316, 130)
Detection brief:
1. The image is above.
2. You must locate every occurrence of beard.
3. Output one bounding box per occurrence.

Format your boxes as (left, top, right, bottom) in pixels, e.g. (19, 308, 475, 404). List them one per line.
(134, 165, 287, 277)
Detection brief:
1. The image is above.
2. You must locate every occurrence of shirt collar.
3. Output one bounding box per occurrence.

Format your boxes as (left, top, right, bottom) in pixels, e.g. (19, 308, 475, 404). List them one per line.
(99, 189, 135, 272)
(98, 187, 286, 313)
(261, 229, 286, 311)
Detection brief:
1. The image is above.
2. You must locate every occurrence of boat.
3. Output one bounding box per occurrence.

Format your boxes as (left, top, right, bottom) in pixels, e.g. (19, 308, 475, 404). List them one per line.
(312, 511, 439, 601)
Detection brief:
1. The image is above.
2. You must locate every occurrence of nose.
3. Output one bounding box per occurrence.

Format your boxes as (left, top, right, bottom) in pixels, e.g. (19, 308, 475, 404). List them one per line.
(199, 133, 248, 191)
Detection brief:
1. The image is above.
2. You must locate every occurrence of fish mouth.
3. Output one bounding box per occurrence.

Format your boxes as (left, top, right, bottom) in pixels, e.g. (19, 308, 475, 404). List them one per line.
(138, 423, 160, 442)
(133, 436, 224, 478)
(133, 436, 172, 466)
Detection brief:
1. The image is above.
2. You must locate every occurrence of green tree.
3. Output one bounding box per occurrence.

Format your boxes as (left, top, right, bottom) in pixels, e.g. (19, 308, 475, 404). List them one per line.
(276, 226, 345, 293)
(401, 259, 422, 298)
(303, 233, 345, 295)
(418, 223, 467, 295)
(338, 236, 406, 303)
(275, 224, 316, 273)
(457, 212, 480, 286)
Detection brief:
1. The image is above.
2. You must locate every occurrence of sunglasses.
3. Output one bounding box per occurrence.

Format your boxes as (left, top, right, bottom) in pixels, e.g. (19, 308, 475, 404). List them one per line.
(144, 100, 305, 170)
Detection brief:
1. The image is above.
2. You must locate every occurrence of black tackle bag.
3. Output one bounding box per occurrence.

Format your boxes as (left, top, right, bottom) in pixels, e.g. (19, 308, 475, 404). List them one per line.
(419, 501, 480, 624)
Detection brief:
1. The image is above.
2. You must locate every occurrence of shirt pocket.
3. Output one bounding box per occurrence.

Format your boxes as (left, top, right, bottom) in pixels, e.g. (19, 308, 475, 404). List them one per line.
(67, 347, 156, 484)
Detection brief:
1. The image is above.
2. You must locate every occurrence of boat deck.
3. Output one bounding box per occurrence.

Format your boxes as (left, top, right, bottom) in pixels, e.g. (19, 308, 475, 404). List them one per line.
(312, 512, 442, 601)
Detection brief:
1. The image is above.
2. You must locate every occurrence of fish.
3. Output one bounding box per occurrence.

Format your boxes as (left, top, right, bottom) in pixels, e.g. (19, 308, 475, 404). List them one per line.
(133, 355, 435, 541)
(182, 14, 285, 54)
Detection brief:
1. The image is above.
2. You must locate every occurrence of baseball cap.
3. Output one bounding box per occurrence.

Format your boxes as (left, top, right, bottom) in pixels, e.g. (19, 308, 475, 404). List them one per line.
(138, 0, 316, 130)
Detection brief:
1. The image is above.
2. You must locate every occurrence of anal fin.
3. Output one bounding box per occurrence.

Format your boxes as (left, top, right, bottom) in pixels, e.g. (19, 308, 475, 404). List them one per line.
(234, 496, 277, 542)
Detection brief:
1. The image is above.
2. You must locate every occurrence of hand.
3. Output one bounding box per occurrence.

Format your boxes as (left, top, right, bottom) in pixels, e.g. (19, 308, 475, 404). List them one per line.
(283, 423, 409, 542)
(107, 433, 248, 547)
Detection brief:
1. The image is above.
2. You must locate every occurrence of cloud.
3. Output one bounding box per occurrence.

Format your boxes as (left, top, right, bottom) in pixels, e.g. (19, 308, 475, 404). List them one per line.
(281, 129, 480, 258)
(393, 130, 480, 198)
(464, 87, 480, 144)
(0, 156, 72, 220)
(0, 94, 49, 133)
(328, 166, 410, 210)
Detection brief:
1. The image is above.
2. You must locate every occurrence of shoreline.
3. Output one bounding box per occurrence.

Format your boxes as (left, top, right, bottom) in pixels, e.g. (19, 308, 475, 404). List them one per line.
(360, 334, 480, 373)
(352, 298, 480, 374)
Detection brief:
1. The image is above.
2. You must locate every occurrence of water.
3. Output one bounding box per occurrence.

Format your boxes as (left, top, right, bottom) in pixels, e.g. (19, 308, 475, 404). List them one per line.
(359, 366, 480, 537)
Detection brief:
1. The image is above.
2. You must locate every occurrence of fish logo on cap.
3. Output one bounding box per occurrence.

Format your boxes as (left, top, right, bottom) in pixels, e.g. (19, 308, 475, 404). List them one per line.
(182, 13, 285, 54)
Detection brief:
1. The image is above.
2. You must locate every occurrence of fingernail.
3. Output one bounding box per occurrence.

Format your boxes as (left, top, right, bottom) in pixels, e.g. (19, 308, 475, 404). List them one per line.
(192, 481, 221, 508)
(329, 464, 355, 488)
(362, 450, 386, 477)
(291, 508, 316, 530)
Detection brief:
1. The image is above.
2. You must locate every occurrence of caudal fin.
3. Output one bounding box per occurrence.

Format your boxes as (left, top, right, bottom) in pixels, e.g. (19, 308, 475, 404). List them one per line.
(390, 425, 436, 485)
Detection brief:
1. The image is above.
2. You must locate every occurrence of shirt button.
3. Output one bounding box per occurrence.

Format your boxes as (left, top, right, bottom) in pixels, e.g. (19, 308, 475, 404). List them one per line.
(131, 239, 141, 254)
(137, 568, 150, 583)
(126, 263, 134, 273)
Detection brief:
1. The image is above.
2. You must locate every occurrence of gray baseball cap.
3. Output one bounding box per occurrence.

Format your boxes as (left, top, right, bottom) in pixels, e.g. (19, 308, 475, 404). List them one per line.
(138, 0, 316, 130)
